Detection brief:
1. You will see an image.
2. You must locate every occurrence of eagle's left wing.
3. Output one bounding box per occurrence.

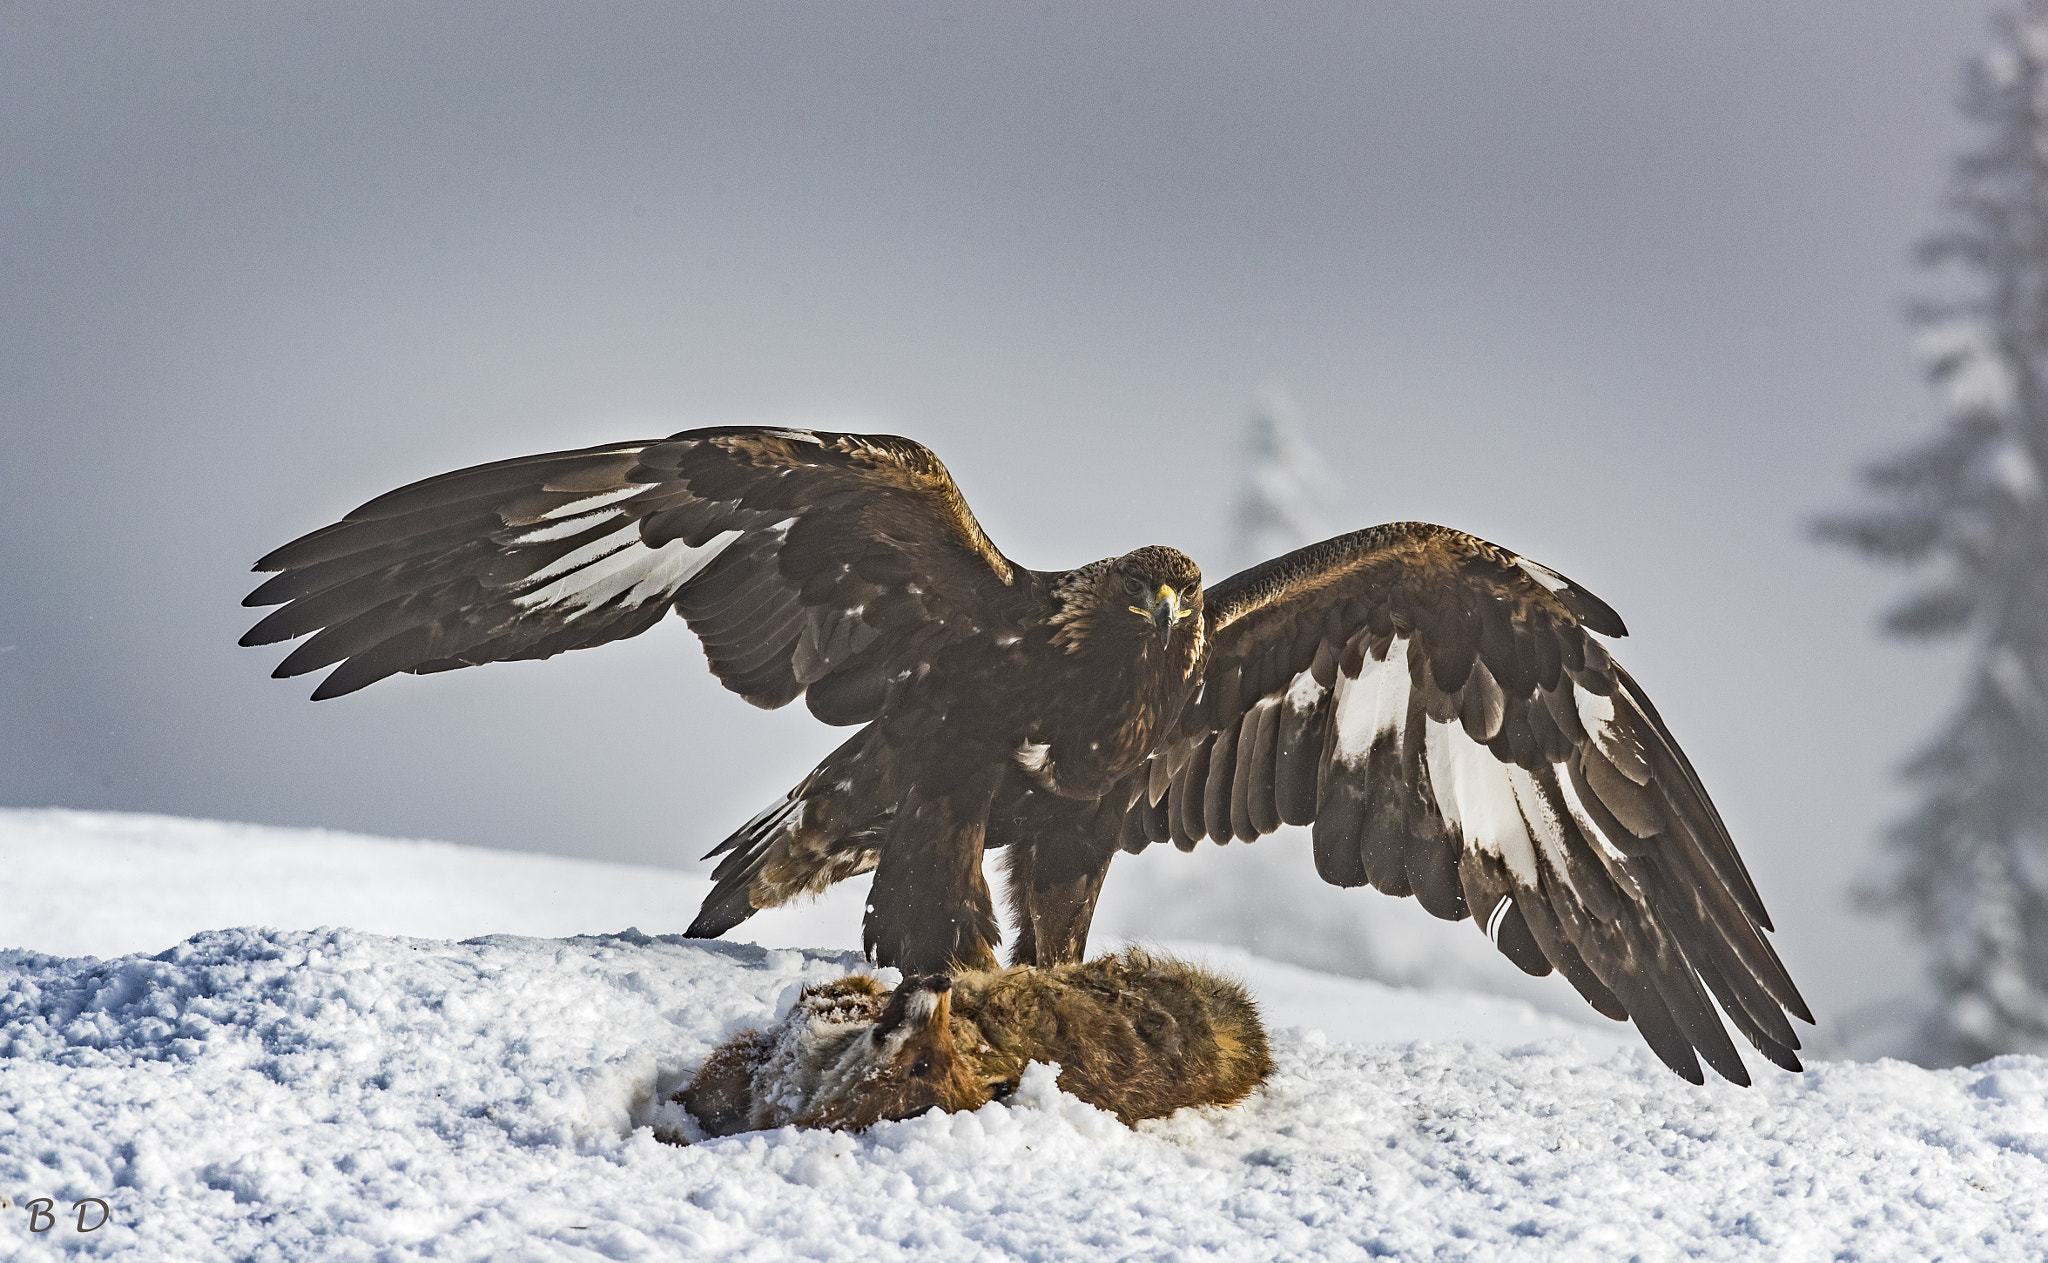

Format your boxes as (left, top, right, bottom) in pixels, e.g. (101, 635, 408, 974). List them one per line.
(1117, 522, 1810, 1085)
(241, 427, 1026, 717)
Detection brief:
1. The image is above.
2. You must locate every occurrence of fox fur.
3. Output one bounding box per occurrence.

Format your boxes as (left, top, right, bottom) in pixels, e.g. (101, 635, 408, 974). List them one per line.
(676, 949, 1272, 1135)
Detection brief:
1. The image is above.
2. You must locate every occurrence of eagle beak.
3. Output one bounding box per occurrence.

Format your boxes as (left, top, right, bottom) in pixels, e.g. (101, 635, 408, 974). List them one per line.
(1148, 584, 1179, 645)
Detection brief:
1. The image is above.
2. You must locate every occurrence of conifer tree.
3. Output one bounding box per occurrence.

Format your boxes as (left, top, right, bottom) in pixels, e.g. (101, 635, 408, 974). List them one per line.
(1228, 388, 1334, 573)
(1819, 2, 2048, 1063)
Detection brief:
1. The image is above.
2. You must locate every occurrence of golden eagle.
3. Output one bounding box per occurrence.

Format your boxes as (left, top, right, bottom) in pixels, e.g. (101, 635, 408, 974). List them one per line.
(242, 427, 1810, 1084)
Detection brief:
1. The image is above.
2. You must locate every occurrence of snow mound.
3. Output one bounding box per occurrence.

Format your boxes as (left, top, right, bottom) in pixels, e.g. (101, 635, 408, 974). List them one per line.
(2, 926, 2045, 1260)
(0, 808, 725, 958)
(0, 807, 858, 960)
(1, 808, 1644, 1028)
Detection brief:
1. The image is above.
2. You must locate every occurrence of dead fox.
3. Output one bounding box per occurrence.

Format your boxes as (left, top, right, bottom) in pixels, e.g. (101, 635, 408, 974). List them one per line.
(677, 949, 1272, 1135)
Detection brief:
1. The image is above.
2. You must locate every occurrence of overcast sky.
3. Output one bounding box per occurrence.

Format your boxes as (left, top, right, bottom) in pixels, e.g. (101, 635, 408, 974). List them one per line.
(0, 2, 2008, 1028)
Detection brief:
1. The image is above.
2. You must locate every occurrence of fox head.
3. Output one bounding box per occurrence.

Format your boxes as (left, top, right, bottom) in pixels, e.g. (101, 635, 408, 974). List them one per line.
(799, 975, 1004, 1130)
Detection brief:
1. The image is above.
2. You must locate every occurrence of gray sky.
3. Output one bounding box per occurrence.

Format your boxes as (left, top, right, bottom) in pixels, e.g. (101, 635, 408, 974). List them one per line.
(0, 2, 2005, 1029)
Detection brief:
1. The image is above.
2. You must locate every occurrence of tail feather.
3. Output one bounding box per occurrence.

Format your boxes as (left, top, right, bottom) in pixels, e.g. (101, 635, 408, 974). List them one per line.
(686, 725, 893, 943)
(686, 796, 803, 939)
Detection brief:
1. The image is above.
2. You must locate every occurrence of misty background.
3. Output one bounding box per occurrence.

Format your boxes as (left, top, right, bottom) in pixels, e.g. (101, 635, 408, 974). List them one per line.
(0, 2, 2004, 1041)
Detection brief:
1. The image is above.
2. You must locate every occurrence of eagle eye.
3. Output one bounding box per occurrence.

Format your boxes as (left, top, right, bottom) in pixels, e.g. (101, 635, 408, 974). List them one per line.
(1122, 575, 1144, 596)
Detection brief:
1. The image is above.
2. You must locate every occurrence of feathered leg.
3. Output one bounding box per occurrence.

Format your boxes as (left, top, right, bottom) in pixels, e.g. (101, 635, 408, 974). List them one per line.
(865, 777, 1002, 972)
(1001, 795, 1123, 967)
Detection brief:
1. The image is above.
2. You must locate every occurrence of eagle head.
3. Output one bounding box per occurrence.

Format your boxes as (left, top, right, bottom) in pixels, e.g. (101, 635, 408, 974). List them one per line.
(1111, 546, 1202, 648)
(1047, 546, 1203, 661)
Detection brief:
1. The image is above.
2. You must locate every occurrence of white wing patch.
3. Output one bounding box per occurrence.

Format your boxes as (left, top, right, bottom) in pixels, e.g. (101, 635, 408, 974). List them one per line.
(1577, 683, 1650, 784)
(511, 511, 627, 545)
(513, 520, 742, 619)
(1506, 761, 1571, 876)
(1232, 626, 1661, 947)
(1332, 636, 1410, 765)
(1424, 717, 1538, 884)
(1556, 758, 1631, 863)
(1321, 631, 1598, 890)
(535, 483, 653, 523)
(1285, 668, 1327, 714)
(514, 515, 633, 561)
(1515, 556, 1572, 595)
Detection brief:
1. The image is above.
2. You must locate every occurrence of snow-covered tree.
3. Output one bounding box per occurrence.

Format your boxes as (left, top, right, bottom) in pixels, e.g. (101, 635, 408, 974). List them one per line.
(1227, 387, 1335, 573)
(1818, 3, 2048, 1064)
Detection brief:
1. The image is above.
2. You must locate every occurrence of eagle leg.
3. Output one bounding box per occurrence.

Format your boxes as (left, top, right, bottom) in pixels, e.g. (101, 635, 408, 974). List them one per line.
(864, 778, 1003, 973)
(1002, 798, 1124, 967)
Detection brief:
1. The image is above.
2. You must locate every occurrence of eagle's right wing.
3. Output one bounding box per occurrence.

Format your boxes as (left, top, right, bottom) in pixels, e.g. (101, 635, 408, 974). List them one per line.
(242, 427, 1027, 722)
(1120, 523, 1810, 1085)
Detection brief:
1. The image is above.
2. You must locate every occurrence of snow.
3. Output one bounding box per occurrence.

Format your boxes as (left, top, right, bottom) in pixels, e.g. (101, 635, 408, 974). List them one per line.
(1915, 318, 2015, 418)
(1, 809, 2045, 1259)
(0, 809, 766, 960)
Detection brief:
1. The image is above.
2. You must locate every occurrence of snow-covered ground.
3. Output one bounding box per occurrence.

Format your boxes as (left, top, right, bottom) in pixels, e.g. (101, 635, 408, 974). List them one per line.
(1, 808, 2043, 1259)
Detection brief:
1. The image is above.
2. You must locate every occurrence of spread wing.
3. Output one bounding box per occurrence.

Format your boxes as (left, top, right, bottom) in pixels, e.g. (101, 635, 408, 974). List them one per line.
(242, 427, 1024, 721)
(1117, 522, 1811, 1085)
